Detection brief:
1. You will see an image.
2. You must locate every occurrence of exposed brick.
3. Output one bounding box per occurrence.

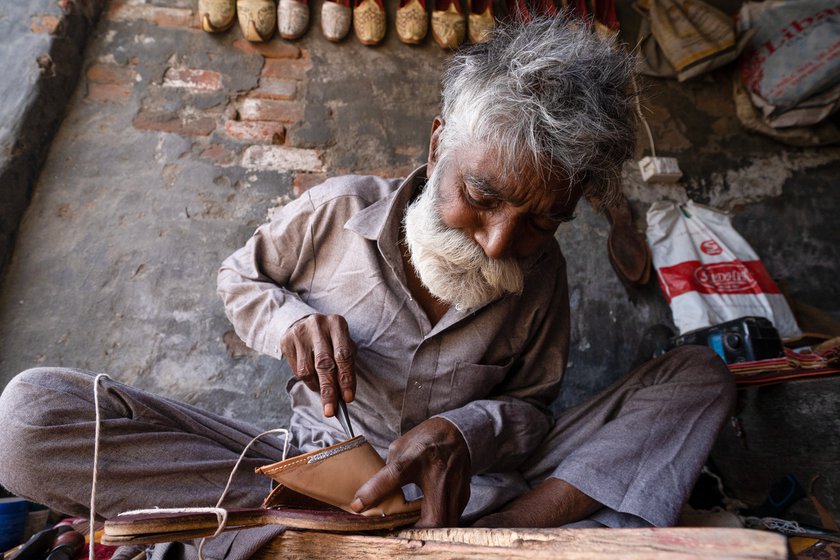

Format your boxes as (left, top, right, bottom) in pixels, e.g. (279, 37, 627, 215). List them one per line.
(201, 143, 238, 166)
(133, 110, 216, 136)
(242, 145, 323, 172)
(238, 98, 304, 123)
(251, 78, 296, 100)
(30, 15, 61, 34)
(163, 68, 223, 92)
(233, 39, 301, 59)
(87, 83, 133, 103)
(261, 57, 312, 80)
(87, 63, 136, 84)
(293, 172, 327, 197)
(108, 2, 195, 28)
(224, 120, 286, 144)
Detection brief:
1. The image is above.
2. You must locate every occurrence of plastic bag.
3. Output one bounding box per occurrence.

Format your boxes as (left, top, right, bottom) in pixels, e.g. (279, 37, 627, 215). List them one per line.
(646, 200, 801, 339)
(738, 1, 840, 128)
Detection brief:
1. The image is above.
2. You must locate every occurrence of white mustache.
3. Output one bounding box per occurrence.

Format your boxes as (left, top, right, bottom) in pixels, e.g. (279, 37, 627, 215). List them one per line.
(403, 163, 523, 311)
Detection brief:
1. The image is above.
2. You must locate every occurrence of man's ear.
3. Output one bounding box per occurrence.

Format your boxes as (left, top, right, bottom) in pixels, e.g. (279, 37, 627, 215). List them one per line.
(427, 116, 444, 175)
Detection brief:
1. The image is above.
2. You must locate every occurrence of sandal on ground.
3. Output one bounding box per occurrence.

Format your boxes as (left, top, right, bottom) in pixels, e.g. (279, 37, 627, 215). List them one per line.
(102, 436, 422, 545)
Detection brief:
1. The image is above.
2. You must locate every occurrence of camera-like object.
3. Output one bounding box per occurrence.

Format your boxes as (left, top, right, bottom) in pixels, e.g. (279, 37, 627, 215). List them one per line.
(671, 316, 784, 364)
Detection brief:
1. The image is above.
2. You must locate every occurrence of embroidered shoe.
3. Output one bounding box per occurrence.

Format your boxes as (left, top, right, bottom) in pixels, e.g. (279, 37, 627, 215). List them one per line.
(321, 0, 352, 41)
(199, 0, 236, 32)
(237, 0, 276, 41)
(353, 0, 386, 46)
(278, 0, 310, 40)
(396, 0, 428, 45)
(467, 0, 494, 43)
(431, 0, 465, 49)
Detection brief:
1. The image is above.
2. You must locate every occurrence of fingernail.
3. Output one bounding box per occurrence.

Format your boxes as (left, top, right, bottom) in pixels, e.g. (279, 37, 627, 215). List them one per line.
(343, 389, 354, 403)
(350, 498, 364, 512)
(324, 403, 334, 417)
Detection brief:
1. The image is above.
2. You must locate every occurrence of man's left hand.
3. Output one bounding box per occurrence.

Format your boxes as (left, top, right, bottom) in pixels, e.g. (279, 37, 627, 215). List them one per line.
(351, 417, 471, 527)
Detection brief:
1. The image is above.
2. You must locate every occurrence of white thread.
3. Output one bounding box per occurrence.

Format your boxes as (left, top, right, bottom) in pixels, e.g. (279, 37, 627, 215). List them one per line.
(631, 76, 657, 158)
(197, 428, 290, 560)
(90, 373, 290, 560)
(90, 374, 112, 560)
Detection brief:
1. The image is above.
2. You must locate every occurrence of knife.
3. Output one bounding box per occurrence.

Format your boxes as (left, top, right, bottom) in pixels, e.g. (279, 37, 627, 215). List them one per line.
(336, 399, 355, 439)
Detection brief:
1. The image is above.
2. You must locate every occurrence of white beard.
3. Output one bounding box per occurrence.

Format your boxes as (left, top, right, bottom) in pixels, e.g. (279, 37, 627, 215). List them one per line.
(403, 162, 524, 311)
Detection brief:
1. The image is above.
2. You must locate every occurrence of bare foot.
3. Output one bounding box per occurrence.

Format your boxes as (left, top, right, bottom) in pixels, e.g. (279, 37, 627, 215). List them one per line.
(471, 478, 601, 528)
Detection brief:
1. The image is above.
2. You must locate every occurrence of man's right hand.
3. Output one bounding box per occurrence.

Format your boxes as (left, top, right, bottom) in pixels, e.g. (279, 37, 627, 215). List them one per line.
(279, 313, 356, 418)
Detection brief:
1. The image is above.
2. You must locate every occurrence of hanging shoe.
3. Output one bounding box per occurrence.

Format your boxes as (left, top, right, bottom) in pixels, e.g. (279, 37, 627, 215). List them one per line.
(237, 0, 276, 41)
(278, 0, 310, 39)
(431, 0, 465, 49)
(199, 0, 236, 32)
(353, 0, 386, 45)
(504, 0, 530, 24)
(466, 0, 494, 43)
(321, 0, 352, 42)
(396, 0, 428, 45)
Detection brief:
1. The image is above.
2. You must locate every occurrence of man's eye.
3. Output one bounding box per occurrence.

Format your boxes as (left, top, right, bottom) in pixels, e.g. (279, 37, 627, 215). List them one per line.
(463, 185, 498, 209)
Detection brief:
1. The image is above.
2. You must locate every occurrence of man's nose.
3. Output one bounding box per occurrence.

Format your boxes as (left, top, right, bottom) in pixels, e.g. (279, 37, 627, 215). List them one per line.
(475, 218, 517, 260)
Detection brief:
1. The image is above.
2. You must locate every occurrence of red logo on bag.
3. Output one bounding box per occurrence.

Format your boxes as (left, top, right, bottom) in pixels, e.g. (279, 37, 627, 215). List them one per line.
(694, 263, 757, 293)
(700, 240, 723, 255)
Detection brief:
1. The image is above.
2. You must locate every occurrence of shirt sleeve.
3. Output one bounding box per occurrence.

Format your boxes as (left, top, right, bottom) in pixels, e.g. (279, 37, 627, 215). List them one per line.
(434, 257, 570, 474)
(216, 193, 321, 360)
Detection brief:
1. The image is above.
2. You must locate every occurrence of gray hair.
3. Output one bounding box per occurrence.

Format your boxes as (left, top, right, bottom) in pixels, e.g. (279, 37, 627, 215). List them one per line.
(439, 17, 637, 204)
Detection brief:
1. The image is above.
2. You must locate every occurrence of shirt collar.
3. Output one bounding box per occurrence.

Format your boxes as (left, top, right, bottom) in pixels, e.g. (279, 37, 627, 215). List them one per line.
(345, 165, 427, 245)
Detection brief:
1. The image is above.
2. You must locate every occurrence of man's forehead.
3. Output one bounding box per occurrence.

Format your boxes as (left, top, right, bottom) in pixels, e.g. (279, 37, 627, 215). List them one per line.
(458, 152, 576, 212)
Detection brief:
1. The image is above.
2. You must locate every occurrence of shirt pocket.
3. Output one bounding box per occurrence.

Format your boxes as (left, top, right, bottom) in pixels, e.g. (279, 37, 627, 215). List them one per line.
(447, 358, 515, 409)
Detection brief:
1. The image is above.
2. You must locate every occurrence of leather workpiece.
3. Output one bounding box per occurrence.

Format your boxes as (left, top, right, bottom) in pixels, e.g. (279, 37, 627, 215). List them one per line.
(256, 436, 422, 517)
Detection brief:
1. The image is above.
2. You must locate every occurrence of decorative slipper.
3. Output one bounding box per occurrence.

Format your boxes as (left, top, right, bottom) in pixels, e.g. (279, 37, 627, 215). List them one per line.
(466, 0, 494, 43)
(199, 0, 236, 32)
(431, 0, 465, 49)
(353, 0, 386, 45)
(102, 437, 421, 546)
(237, 0, 276, 41)
(321, 0, 352, 42)
(396, 0, 428, 45)
(278, 0, 310, 40)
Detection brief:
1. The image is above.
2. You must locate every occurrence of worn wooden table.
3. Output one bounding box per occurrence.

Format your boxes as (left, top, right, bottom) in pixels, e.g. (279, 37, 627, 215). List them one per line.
(254, 527, 788, 559)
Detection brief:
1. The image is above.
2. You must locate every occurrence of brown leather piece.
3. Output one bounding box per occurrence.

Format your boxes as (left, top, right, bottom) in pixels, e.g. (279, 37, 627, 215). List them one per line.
(256, 436, 422, 517)
(592, 194, 652, 288)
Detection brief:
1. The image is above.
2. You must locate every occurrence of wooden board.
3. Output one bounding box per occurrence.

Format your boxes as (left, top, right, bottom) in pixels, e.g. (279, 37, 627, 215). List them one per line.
(254, 527, 787, 559)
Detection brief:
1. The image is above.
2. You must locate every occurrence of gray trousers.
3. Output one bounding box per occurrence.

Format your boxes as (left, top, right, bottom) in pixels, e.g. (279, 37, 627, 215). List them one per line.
(0, 345, 734, 559)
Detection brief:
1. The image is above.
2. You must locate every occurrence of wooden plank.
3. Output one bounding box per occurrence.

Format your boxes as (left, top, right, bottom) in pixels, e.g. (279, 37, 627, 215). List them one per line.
(254, 527, 787, 559)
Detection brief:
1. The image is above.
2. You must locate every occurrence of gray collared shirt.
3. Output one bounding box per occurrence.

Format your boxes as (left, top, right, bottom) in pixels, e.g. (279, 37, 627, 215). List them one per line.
(217, 166, 570, 474)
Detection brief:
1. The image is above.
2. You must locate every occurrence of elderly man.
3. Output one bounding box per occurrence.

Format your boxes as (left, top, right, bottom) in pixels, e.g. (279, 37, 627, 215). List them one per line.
(0, 16, 733, 558)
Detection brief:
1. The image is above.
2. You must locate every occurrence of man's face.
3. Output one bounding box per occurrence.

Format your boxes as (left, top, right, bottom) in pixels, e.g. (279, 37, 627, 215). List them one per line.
(403, 135, 580, 311)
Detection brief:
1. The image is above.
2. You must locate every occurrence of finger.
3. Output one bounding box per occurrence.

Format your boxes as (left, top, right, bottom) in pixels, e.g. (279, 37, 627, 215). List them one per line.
(351, 460, 410, 513)
(282, 319, 320, 392)
(312, 338, 339, 418)
(329, 317, 356, 403)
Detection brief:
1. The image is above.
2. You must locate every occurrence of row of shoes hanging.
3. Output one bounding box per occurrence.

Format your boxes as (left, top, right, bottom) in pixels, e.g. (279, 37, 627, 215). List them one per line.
(198, 0, 618, 49)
